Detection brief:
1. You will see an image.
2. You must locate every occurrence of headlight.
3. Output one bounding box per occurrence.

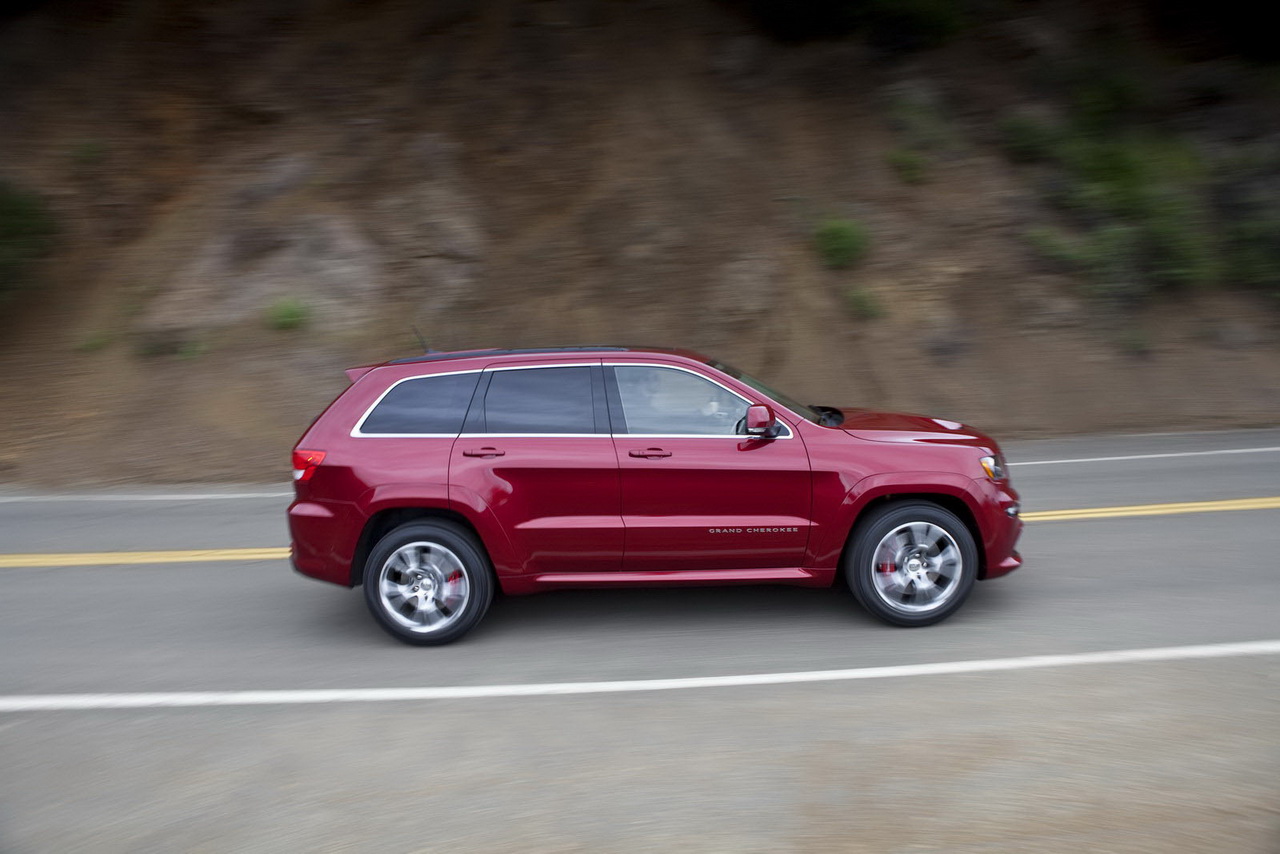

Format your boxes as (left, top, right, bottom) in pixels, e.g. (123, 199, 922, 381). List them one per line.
(980, 454, 1007, 481)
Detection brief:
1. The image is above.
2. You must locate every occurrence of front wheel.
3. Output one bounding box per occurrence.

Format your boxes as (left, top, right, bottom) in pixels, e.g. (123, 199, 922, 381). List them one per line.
(362, 521, 494, 645)
(845, 502, 978, 627)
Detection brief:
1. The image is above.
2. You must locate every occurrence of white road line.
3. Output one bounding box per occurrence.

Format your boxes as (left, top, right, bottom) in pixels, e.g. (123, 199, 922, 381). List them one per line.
(2, 639, 1276, 713)
(0, 492, 292, 503)
(1014, 447, 1280, 466)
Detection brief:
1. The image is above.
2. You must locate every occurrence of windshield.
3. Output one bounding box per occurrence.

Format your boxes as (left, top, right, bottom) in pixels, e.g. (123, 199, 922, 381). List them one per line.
(707, 361, 824, 425)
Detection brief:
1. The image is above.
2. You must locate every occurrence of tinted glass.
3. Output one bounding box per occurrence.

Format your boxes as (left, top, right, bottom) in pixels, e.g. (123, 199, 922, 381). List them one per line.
(361, 373, 480, 434)
(484, 367, 596, 433)
(614, 366, 748, 435)
(707, 360, 822, 424)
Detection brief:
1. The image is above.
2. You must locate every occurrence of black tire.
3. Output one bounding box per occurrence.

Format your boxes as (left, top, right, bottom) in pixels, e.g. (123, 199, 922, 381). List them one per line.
(362, 520, 494, 646)
(845, 502, 978, 627)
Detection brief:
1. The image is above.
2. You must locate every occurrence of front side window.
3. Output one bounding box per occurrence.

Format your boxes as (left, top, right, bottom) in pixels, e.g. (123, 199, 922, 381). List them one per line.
(360, 372, 480, 434)
(483, 366, 596, 433)
(707, 360, 822, 424)
(614, 366, 749, 435)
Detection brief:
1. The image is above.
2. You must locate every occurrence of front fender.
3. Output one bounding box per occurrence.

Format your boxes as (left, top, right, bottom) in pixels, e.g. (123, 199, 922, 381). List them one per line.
(807, 471, 984, 570)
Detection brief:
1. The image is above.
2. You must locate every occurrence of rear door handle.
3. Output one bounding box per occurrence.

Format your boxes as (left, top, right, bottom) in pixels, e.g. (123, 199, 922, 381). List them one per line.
(628, 448, 671, 458)
(462, 447, 506, 457)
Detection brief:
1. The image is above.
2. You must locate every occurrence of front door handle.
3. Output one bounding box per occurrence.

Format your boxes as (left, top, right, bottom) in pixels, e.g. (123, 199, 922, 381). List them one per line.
(629, 448, 672, 458)
(462, 447, 506, 457)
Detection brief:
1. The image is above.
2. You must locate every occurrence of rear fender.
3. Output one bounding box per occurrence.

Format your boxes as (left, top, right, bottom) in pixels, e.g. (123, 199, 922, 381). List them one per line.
(445, 483, 523, 580)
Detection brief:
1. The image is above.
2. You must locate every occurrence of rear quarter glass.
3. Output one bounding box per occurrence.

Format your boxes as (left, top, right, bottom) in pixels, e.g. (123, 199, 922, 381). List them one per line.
(358, 372, 481, 435)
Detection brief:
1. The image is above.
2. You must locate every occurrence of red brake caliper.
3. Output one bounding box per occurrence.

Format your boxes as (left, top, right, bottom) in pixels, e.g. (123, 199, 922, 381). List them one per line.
(876, 562, 896, 573)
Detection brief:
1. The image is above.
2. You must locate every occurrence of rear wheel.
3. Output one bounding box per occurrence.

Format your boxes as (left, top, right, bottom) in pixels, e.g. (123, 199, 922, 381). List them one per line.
(845, 502, 977, 627)
(362, 521, 493, 645)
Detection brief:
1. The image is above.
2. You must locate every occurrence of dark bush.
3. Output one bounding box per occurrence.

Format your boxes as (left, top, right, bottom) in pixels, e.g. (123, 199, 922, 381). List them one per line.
(0, 181, 57, 303)
(999, 115, 1061, 163)
(814, 218, 871, 268)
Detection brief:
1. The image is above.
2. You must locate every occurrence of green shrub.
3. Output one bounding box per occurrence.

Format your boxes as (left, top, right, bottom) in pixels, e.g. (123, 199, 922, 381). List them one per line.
(0, 181, 57, 303)
(178, 339, 209, 360)
(1116, 326, 1151, 357)
(265, 297, 311, 331)
(71, 141, 106, 168)
(76, 331, 114, 353)
(844, 287, 885, 320)
(814, 218, 870, 269)
(887, 91, 953, 153)
(1225, 215, 1280, 297)
(886, 148, 928, 183)
(1026, 227, 1086, 271)
(1071, 70, 1148, 132)
(1031, 133, 1219, 300)
(999, 115, 1061, 163)
(1143, 191, 1219, 290)
(1026, 224, 1146, 300)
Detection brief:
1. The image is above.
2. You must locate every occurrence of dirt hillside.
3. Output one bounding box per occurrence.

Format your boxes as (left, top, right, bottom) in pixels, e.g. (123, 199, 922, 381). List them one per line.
(1, 0, 1278, 484)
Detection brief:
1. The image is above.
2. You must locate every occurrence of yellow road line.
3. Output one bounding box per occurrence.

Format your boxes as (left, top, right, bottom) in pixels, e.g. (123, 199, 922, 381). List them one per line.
(1, 496, 1279, 568)
(1022, 496, 1280, 522)
(0, 548, 288, 568)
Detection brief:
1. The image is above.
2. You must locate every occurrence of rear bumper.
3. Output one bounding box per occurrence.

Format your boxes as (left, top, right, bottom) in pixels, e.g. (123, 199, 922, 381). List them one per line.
(288, 498, 361, 586)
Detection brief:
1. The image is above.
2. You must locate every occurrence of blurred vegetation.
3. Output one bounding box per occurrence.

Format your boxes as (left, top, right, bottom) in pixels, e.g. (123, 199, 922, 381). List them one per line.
(887, 88, 954, 153)
(75, 331, 114, 353)
(814, 218, 870, 269)
(0, 181, 57, 304)
(884, 85, 956, 187)
(178, 339, 209, 359)
(844, 286, 885, 320)
(266, 297, 311, 331)
(1005, 63, 1237, 304)
(999, 115, 1062, 164)
(886, 148, 928, 183)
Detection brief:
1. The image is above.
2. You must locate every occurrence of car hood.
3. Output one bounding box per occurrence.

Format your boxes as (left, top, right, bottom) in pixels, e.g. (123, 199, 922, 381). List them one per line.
(836, 408, 996, 450)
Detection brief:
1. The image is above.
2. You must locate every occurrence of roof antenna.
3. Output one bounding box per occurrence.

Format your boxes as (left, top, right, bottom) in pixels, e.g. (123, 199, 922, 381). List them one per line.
(412, 325, 437, 354)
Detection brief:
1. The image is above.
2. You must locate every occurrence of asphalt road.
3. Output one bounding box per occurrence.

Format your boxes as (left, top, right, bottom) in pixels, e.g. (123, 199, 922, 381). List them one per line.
(1, 428, 1278, 852)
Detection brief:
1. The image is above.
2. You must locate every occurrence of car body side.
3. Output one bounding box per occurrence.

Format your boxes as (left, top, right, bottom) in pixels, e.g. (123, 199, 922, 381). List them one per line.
(289, 350, 1022, 592)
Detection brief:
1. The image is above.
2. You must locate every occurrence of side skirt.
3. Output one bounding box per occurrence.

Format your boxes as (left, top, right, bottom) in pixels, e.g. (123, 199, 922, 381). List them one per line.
(499, 567, 837, 595)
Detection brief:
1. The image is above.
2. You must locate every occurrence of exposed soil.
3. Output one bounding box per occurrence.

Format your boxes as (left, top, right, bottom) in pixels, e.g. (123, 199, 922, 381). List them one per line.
(1, 0, 1277, 485)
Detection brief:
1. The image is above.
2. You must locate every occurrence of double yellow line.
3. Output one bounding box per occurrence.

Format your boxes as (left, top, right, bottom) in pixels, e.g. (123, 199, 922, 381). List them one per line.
(0, 548, 288, 568)
(1, 496, 1278, 569)
(1021, 496, 1280, 522)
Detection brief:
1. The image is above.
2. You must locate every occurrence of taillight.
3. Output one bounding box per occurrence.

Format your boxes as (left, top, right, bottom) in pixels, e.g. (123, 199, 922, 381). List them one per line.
(292, 449, 326, 482)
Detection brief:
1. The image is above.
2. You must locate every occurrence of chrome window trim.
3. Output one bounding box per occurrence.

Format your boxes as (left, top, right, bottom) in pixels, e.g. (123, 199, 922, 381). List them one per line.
(350, 368, 484, 438)
(350, 360, 797, 440)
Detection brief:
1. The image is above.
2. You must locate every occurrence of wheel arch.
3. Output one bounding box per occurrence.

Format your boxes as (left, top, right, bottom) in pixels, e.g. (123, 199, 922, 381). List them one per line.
(840, 490, 986, 581)
(350, 506, 484, 587)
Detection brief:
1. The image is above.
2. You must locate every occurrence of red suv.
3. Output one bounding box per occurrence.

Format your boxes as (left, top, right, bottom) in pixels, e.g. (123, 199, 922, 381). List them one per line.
(290, 347, 1022, 644)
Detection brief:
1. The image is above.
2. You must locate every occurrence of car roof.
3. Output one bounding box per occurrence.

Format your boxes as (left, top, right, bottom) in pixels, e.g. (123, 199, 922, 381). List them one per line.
(382, 346, 712, 367)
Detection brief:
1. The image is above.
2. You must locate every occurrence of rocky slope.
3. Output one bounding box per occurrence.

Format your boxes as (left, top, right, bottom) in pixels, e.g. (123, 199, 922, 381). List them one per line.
(0, 0, 1277, 484)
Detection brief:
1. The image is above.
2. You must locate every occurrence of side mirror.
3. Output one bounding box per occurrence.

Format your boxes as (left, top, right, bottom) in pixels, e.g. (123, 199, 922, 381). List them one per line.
(745, 404, 779, 438)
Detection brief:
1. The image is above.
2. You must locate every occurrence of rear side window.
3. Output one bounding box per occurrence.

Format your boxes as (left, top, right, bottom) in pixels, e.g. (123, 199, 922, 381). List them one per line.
(483, 366, 596, 433)
(360, 373, 480, 434)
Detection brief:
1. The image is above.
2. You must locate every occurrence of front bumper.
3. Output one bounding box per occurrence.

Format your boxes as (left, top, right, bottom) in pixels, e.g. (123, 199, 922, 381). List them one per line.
(977, 479, 1023, 579)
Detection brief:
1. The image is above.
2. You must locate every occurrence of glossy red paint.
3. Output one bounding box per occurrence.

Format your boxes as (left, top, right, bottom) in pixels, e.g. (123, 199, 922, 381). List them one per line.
(288, 347, 1022, 596)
